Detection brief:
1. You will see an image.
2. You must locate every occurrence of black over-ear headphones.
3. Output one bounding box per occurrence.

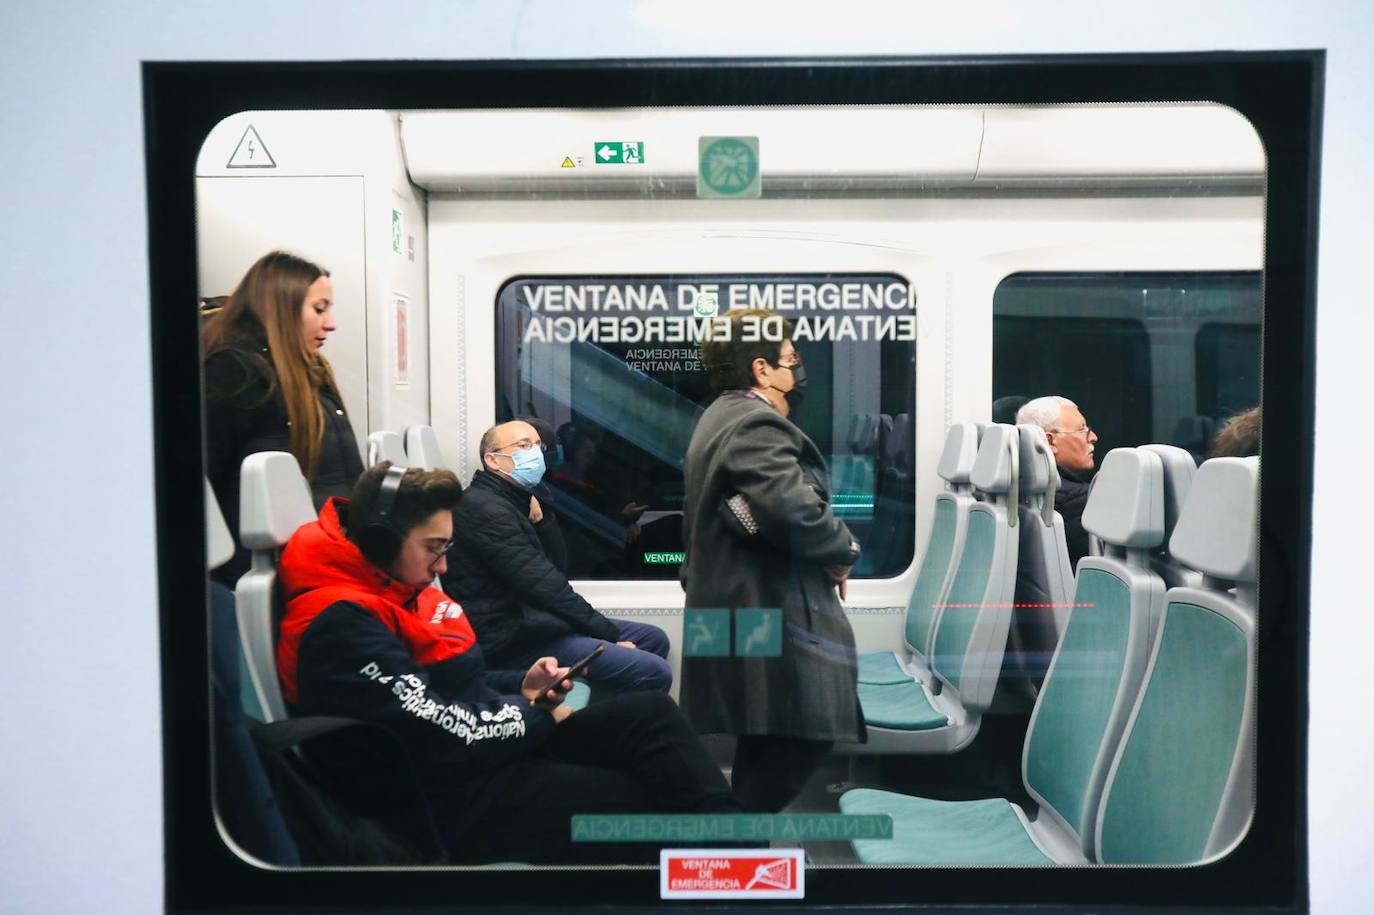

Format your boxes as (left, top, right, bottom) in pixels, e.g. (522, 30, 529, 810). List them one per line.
(356, 463, 408, 567)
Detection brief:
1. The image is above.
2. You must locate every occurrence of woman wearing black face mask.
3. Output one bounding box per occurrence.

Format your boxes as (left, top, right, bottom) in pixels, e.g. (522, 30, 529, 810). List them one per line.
(679, 308, 863, 813)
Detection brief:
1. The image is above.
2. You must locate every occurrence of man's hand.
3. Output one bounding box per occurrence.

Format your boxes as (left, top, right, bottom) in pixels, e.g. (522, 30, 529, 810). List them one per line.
(621, 501, 648, 522)
(521, 656, 570, 706)
(552, 705, 576, 723)
(616, 640, 637, 650)
(826, 564, 852, 602)
(528, 495, 544, 523)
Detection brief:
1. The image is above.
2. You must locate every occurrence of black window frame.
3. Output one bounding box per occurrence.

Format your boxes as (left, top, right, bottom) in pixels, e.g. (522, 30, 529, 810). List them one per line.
(148, 54, 1320, 913)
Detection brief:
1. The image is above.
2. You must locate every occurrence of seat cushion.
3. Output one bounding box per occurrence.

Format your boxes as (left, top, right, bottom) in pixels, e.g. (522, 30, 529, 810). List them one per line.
(840, 790, 1054, 865)
(857, 651, 917, 686)
(564, 680, 592, 711)
(858, 680, 949, 731)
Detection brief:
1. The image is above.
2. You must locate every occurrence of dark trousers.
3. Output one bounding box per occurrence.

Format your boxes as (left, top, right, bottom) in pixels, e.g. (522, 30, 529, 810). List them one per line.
(499, 620, 673, 693)
(732, 735, 834, 813)
(441, 691, 741, 864)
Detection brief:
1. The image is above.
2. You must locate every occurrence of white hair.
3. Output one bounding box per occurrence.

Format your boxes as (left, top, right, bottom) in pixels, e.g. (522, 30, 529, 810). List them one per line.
(1016, 395, 1076, 431)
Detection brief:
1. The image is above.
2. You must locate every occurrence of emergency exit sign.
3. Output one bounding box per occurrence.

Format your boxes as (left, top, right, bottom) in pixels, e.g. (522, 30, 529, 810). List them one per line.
(594, 141, 644, 164)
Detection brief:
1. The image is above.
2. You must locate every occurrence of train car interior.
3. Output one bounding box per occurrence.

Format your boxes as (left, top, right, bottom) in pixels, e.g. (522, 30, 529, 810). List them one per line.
(196, 102, 1263, 868)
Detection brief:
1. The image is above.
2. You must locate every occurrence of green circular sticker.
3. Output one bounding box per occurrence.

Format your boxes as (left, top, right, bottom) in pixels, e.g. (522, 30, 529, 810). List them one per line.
(700, 137, 758, 195)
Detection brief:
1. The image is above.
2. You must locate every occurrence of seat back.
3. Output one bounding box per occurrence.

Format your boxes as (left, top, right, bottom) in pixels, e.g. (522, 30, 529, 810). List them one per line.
(901, 423, 980, 658)
(235, 452, 317, 723)
(366, 430, 407, 468)
(928, 423, 1021, 711)
(1008, 424, 1074, 681)
(404, 424, 448, 471)
(206, 477, 235, 571)
(1138, 444, 1202, 590)
(1094, 456, 1258, 863)
(1020, 446, 1167, 857)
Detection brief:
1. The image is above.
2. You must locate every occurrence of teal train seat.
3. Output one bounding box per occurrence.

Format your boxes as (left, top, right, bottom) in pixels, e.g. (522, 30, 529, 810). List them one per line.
(840, 446, 1168, 863)
(847, 423, 1021, 755)
(404, 424, 449, 471)
(1006, 424, 1074, 685)
(235, 452, 319, 723)
(1093, 456, 1258, 864)
(366, 430, 407, 468)
(857, 423, 982, 687)
(564, 679, 592, 711)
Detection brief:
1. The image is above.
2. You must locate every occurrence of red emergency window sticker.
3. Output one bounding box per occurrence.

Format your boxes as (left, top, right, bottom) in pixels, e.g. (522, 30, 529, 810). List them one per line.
(660, 849, 804, 900)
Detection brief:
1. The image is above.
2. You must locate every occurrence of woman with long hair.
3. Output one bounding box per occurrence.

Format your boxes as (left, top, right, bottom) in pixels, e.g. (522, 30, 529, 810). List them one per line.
(204, 250, 365, 585)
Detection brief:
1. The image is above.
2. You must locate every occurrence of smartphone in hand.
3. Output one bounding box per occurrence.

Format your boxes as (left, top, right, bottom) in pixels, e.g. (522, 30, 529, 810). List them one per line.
(561, 642, 606, 681)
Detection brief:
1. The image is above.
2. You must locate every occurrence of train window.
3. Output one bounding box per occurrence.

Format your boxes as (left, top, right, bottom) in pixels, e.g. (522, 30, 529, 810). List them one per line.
(494, 273, 917, 580)
(1196, 322, 1263, 423)
(994, 272, 1262, 462)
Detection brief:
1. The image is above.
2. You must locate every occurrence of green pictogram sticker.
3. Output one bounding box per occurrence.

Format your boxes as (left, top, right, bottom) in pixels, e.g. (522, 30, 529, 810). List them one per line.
(698, 136, 760, 198)
(683, 608, 731, 657)
(594, 141, 644, 164)
(735, 607, 782, 657)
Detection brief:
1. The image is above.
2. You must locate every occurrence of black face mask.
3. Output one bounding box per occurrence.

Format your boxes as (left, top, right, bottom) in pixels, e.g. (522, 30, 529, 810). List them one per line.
(780, 361, 808, 409)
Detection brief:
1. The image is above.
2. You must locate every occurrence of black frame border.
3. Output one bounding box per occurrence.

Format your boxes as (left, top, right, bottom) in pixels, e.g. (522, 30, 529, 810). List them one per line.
(147, 53, 1320, 913)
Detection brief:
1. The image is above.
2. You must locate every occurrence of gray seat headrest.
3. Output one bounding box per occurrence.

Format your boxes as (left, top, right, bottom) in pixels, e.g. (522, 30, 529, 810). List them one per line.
(884, 414, 913, 468)
(970, 424, 1017, 494)
(853, 414, 881, 454)
(404, 424, 448, 471)
(238, 451, 317, 551)
(1139, 444, 1197, 544)
(1015, 424, 1060, 495)
(205, 478, 234, 571)
(1169, 457, 1259, 583)
(1081, 448, 1165, 549)
(367, 430, 407, 468)
(937, 423, 981, 485)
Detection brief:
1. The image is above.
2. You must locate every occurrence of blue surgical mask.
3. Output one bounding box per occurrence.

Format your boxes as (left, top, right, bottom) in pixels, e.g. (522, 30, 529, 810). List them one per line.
(503, 446, 546, 488)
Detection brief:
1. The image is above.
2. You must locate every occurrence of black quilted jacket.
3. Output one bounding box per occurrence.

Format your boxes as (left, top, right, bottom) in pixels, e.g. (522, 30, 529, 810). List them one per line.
(441, 470, 620, 663)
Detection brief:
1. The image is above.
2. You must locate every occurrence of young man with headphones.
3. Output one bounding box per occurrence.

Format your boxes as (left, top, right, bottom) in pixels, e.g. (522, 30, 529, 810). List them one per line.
(275, 462, 740, 863)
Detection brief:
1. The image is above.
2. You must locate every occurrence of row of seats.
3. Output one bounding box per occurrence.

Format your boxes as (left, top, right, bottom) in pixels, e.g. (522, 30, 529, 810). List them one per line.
(847, 423, 1026, 754)
(367, 424, 448, 470)
(841, 439, 1258, 865)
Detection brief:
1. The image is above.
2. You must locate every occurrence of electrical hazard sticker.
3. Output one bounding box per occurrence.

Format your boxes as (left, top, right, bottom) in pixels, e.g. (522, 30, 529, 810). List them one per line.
(660, 849, 804, 900)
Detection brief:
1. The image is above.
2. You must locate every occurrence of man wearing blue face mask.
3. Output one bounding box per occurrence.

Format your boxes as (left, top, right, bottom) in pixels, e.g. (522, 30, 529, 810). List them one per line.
(442, 420, 672, 693)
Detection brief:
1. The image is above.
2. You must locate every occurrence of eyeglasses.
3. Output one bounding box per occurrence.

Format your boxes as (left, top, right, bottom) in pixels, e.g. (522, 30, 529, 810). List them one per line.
(1054, 425, 1094, 438)
(776, 352, 803, 369)
(492, 437, 543, 453)
(420, 537, 453, 558)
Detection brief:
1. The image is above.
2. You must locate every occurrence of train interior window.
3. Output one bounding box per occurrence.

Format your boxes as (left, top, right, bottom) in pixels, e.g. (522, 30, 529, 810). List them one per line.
(190, 99, 1273, 887)
(494, 274, 917, 580)
(994, 272, 1262, 463)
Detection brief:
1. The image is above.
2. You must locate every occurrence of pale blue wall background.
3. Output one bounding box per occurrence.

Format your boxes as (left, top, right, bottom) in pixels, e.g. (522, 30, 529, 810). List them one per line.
(1, 2, 1368, 910)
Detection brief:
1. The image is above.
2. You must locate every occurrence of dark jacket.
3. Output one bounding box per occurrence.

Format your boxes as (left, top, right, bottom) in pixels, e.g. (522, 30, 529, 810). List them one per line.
(205, 339, 364, 585)
(276, 499, 554, 809)
(1056, 465, 1093, 568)
(441, 470, 620, 663)
(678, 391, 864, 742)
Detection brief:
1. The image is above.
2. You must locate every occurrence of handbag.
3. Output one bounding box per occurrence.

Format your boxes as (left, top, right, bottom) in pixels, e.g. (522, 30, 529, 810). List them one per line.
(718, 492, 760, 538)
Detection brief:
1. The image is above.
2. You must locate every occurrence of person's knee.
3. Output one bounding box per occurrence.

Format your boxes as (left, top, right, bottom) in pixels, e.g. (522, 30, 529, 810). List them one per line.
(619, 621, 670, 658)
(636, 623, 670, 658)
(638, 652, 672, 691)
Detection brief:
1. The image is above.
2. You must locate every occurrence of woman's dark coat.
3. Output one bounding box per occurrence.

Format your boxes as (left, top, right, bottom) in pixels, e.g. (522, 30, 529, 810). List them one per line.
(205, 340, 364, 585)
(678, 391, 864, 743)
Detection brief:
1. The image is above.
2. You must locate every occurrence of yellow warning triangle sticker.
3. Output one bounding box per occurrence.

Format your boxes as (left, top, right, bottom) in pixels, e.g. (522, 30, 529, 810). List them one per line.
(560, 156, 575, 168)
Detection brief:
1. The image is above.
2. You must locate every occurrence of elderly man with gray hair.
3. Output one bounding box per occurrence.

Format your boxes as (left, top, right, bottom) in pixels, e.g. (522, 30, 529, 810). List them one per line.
(1015, 395, 1099, 567)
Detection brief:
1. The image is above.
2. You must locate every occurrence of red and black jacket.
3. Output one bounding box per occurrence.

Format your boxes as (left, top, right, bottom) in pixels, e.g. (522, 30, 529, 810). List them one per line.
(276, 498, 555, 797)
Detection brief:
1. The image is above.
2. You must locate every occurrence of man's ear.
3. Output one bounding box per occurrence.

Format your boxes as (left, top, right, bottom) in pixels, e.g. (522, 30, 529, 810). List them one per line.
(751, 356, 770, 386)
